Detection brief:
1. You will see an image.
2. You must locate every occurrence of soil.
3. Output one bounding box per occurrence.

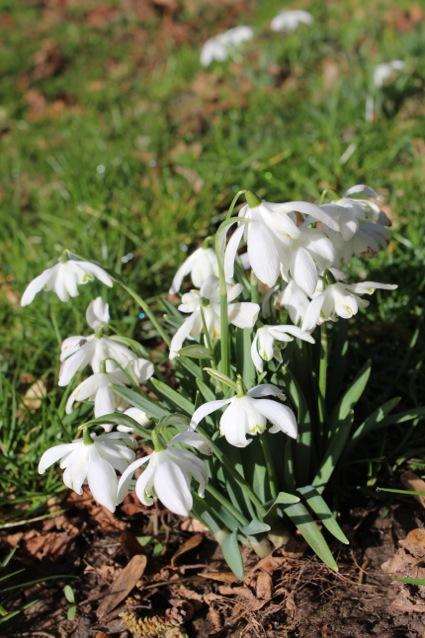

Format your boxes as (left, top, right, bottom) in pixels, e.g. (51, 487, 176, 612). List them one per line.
(2, 492, 425, 637)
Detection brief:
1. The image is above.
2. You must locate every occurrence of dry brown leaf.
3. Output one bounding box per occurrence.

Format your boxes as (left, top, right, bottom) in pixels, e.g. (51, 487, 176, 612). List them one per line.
(199, 571, 237, 584)
(22, 378, 47, 411)
(255, 571, 273, 601)
(171, 533, 203, 566)
(97, 554, 147, 619)
(68, 489, 126, 532)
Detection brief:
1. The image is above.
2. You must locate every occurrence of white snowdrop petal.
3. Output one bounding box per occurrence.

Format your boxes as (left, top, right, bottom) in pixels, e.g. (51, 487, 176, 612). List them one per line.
(190, 398, 231, 428)
(21, 268, 53, 306)
(153, 458, 193, 516)
(86, 448, 118, 512)
(38, 443, 75, 474)
(254, 399, 298, 439)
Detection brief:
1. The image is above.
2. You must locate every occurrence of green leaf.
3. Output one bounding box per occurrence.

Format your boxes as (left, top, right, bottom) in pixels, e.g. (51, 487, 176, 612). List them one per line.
(83, 411, 151, 438)
(196, 379, 216, 402)
(63, 585, 75, 604)
(351, 397, 401, 445)
(313, 411, 354, 492)
(219, 531, 244, 580)
(377, 487, 425, 496)
(274, 491, 301, 505)
(298, 486, 349, 544)
(332, 361, 371, 425)
(282, 502, 338, 571)
(241, 520, 271, 535)
(204, 368, 237, 391)
(179, 344, 212, 360)
(112, 385, 169, 419)
(285, 371, 311, 485)
(150, 378, 195, 415)
(383, 406, 425, 426)
(397, 576, 425, 585)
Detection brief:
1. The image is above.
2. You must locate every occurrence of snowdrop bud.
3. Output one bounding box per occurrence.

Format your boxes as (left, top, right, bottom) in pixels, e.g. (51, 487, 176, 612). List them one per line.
(86, 297, 110, 330)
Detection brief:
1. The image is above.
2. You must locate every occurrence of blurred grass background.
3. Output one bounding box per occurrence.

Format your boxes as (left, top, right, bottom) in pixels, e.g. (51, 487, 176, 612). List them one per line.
(0, 0, 424, 515)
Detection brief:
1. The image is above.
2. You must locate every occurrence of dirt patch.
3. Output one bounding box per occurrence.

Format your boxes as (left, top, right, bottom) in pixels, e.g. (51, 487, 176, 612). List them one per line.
(1, 494, 425, 636)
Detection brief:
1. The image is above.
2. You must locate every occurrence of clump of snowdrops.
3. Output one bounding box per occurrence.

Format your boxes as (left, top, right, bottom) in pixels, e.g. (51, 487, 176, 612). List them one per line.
(22, 185, 400, 575)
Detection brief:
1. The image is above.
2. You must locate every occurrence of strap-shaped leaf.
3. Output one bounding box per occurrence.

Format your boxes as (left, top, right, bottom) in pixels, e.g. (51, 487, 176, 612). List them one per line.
(332, 361, 371, 425)
(150, 378, 195, 415)
(242, 520, 271, 535)
(285, 370, 312, 485)
(265, 490, 300, 516)
(297, 486, 348, 544)
(220, 531, 244, 580)
(113, 385, 169, 419)
(313, 411, 354, 492)
(84, 411, 151, 438)
(350, 397, 401, 445)
(196, 379, 216, 402)
(179, 345, 212, 360)
(282, 502, 338, 571)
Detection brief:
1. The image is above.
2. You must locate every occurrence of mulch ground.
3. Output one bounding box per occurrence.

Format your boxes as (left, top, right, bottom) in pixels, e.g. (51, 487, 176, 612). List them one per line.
(2, 490, 425, 637)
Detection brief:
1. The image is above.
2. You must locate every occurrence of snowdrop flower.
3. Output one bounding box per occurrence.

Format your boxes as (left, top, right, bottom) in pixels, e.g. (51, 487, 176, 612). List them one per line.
(65, 360, 153, 418)
(59, 299, 153, 386)
(251, 324, 314, 372)
(86, 297, 110, 330)
(200, 26, 253, 67)
(38, 432, 135, 512)
(276, 280, 310, 325)
(117, 431, 210, 516)
(224, 193, 338, 289)
(319, 185, 390, 264)
(271, 10, 313, 32)
(373, 60, 405, 88)
(169, 276, 259, 359)
(169, 247, 218, 294)
(21, 256, 113, 306)
(302, 281, 397, 331)
(191, 383, 297, 448)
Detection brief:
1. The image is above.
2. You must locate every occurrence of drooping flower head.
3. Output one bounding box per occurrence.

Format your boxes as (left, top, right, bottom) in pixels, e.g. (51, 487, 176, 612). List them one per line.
(302, 280, 397, 331)
(200, 26, 254, 67)
(38, 431, 135, 512)
(59, 298, 152, 387)
(224, 192, 339, 292)
(251, 324, 314, 372)
(270, 10, 313, 32)
(191, 383, 298, 448)
(117, 430, 211, 516)
(169, 246, 218, 294)
(169, 276, 259, 359)
(21, 255, 113, 306)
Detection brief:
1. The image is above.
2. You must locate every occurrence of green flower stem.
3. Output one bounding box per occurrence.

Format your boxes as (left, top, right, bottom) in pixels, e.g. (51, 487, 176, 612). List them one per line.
(205, 484, 248, 526)
(199, 427, 266, 517)
(200, 307, 214, 357)
(117, 280, 170, 347)
(260, 436, 278, 499)
(82, 427, 93, 445)
(318, 323, 328, 425)
(215, 241, 230, 377)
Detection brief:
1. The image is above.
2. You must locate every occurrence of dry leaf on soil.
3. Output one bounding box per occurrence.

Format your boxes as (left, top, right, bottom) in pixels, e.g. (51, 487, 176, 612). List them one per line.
(97, 554, 147, 619)
(171, 533, 204, 566)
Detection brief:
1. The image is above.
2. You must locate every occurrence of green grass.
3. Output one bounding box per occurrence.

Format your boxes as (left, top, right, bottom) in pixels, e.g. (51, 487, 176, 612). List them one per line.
(0, 0, 424, 517)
